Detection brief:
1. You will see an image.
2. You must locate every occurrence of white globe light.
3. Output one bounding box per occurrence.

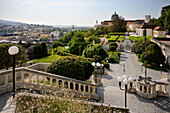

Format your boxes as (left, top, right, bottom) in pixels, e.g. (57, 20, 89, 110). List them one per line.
(128, 77, 134, 83)
(92, 62, 95, 66)
(160, 64, 162, 67)
(117, 76, 123, 82)
(8, 46, 19, 55)
(123, 79, 129, 85)
(141, 63, 143, 65)
(101, 64, 104, 67)
(96, 62, 101, 67)
(123, 75, 128, 79)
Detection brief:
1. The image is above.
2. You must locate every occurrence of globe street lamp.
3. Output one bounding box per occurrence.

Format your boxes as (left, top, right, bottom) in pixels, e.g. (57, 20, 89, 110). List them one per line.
(8, 46, 19, 98)
(117, 75, 134, 108)
(92, 62, 101, 83)
(160, 64, 163, 74)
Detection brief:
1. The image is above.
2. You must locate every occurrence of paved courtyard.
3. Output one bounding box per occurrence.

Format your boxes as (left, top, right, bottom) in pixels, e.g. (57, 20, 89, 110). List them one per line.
(97, 51, 170, 113)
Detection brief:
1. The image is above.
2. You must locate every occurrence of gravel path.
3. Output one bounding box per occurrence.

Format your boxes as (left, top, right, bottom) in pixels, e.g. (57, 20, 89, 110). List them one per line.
(97, 51, 170, 113)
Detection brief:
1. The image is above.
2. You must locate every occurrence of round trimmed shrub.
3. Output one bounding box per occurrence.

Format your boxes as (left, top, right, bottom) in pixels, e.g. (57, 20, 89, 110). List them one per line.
(47, 56, 93, 81)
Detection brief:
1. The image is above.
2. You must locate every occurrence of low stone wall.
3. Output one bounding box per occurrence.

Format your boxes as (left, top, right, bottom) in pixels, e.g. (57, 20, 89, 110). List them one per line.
(0, 67, 99, 100)
(27, 63, 50, 72)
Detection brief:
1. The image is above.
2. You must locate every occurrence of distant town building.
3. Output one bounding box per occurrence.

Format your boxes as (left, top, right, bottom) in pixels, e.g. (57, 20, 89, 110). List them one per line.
(94, 12, 145, 31)
(145, 15, 151, 23)
(136, 23, 167, 37)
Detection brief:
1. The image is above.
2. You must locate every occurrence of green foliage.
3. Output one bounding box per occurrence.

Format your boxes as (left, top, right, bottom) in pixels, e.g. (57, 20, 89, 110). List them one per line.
(141, 44, 165, 66)
(109, 42, 118, 48)
(102, 61, 110, 69)
(33, 42, 48, 59)
(93, 55, 102, 63)
(109, 45, 116, 52)
(40, 38, 48, 41)
(0, 43, 27, 69)
(129, 36, 152, 42)
(59, 31, 75, 44)
(135, 39, 151, 54)
(108, 32, 125, 35)
(149, 5, 170, 34)
(47, 56, 93, 81)
(86, 36, 101, 43)
(117, 36, 125, 42)
(51, 41, 64, 48)
(108, 36, 118, 42)
(29, 55, 61, 63)
(109, 17, 127, 32)
(82, 44, 108, 60)
(68, 32, 87, 55)
(164, 9, 170, 32)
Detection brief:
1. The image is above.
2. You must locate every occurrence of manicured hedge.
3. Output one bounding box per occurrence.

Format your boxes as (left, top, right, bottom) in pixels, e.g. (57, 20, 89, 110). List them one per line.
(108, 32, 125, 35)
(47, 56, 93, 81)
(108, 36, 118, 42)
(117, 36, 125, 42)
(129, 36, 152, 42)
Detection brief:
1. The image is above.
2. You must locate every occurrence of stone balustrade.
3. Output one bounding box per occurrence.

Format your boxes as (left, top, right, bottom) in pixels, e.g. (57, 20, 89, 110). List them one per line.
(136, 80, 169, 98)
(0, 67, 99, 100)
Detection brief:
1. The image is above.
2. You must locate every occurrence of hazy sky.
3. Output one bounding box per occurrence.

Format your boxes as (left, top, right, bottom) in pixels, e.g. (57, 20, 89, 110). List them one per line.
(0, 0, 169, 26)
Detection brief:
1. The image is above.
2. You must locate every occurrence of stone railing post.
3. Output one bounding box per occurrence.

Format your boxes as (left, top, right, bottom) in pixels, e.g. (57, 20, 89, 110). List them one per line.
(29, 73, 32, 84)
(50, 77, 52, 87)
(62, 80, 65, 88)
(84, 85, 86, 92)
(79, 84, 81, 92)
(159, 84, 162, 91)
(88, 86, 91, 93)
(147, 86, 149, 94)
(73, 82, 76, 90)
(37, 75, 39, 85)
(43, 76, 46, 86)
(164, 85, 167, 93)
(68, 81, 70, 89)
(21, 71, 24, 83)
(5, 74, 8, 87)
(142, 85, 144, 93)
(56, 79, 58, 88)
(93, 87, 96, 94)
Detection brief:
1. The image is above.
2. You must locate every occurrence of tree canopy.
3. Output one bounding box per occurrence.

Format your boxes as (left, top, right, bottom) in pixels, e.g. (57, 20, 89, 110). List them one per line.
(68, 32, 87, 55)
(47, 56, 93, 81)
(33, 42, 48, 59)
(82, 44, 108, 61)
(141, 44, 165, 66)
(109, 16, 126, 32)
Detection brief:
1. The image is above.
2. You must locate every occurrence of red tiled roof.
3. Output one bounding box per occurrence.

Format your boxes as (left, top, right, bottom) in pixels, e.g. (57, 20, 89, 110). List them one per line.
(154, 26, 166, 31)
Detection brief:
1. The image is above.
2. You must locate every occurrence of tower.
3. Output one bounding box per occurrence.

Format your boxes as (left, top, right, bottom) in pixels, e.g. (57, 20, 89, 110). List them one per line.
(145, 15, 151, 23)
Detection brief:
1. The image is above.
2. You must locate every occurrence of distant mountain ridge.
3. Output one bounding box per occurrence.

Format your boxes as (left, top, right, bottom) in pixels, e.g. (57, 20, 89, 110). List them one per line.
(0, 19, 27, 25)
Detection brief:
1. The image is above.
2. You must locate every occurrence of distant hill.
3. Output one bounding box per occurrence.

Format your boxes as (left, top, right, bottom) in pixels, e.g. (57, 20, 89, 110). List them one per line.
(0, 19, 27, 25)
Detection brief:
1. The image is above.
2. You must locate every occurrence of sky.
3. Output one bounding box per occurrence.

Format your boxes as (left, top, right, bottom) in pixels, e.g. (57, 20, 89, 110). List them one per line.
(0, 0, 169, 26)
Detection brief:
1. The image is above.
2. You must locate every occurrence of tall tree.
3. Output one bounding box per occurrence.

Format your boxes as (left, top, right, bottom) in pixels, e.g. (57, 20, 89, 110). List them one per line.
(109, 16, 126, 32)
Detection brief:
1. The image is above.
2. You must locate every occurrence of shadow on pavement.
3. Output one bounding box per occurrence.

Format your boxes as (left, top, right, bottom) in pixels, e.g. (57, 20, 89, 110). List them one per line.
(102, 75, 113, 80)
(130, 93, 170, 112)
(0, 93, 12, 112)
(97, 86, 107, 103)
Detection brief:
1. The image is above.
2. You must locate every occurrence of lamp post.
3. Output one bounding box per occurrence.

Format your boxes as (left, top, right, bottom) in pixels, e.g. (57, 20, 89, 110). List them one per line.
(117, 75, 133, 108)
(123, 62, 125, 74)
(8, 46, 19, 98)
(160, 64, 162, 74)
(92, 62, 101, 83)
(141, 63, 143, 74)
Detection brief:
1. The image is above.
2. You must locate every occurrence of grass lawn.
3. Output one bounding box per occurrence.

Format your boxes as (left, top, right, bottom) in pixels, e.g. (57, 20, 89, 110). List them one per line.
(29, 55, 61, 63)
